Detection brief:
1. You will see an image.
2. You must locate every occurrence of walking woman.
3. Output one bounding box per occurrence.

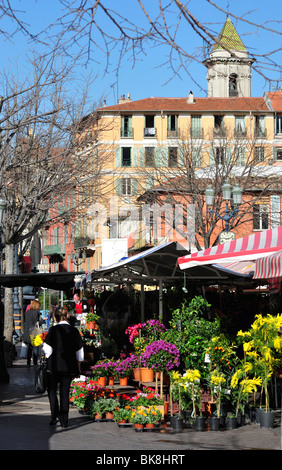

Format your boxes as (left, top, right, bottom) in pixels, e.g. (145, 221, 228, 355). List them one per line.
(42, 308, 84, 428)
(23, 299, 41, 366)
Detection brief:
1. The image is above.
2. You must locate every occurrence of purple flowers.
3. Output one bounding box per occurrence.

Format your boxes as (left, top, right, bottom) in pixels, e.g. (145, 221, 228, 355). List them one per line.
(142, 340, 180, 372)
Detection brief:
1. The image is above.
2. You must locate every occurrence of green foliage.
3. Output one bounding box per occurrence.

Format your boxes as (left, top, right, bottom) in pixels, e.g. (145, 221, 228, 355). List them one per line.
(164, 296, 221, 375)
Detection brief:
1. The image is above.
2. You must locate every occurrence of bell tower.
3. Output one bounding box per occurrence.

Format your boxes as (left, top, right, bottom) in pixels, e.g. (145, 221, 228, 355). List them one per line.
(203, 17, 255, 97)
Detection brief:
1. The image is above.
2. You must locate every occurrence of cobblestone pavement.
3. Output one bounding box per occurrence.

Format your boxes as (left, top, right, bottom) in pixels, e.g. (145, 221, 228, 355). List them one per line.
(0, 356, 281, 453)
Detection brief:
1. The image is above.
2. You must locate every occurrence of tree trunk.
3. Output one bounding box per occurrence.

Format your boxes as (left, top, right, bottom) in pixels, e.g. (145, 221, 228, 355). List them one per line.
(4, 243, 14, 366)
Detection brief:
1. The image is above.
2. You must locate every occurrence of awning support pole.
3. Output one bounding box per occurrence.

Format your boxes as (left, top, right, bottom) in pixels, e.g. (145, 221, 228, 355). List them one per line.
(159, 279, 163, 322)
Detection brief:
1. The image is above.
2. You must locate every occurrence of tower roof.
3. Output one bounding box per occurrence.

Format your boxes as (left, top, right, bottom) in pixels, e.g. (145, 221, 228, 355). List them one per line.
(212, 16, 246, 52)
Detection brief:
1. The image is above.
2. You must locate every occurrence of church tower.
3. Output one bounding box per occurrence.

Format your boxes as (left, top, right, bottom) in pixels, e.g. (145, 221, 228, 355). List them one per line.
(204, 17, 255, 98)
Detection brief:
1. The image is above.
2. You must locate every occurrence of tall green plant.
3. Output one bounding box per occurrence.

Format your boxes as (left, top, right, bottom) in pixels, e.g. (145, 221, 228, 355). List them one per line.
(165, 296, 221, 375)
(237, 314, 282, 412)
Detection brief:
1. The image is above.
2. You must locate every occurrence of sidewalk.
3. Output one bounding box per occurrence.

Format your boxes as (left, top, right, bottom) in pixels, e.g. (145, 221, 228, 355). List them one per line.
(0, 354, 281, 452)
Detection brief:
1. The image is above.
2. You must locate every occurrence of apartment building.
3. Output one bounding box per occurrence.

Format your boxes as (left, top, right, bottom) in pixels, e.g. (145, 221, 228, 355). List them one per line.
(42, 17, 282, 272)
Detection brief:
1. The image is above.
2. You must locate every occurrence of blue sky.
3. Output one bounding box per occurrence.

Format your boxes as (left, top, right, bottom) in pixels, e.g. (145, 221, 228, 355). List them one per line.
(1, 0, 281, 106)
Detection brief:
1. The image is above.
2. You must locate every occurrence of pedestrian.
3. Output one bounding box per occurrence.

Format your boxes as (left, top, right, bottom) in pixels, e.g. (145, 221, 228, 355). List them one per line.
(23, 299, 42, 366)
(73, 291, 88, 325)
(42, 307, 84, 428)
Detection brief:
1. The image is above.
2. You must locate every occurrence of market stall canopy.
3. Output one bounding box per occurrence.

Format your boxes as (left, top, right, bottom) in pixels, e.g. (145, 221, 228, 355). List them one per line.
(253, 249, 282, 279)
(178, 227, 282, 270)
(75, 241, 254, 288)
(0, 271, 82, 289)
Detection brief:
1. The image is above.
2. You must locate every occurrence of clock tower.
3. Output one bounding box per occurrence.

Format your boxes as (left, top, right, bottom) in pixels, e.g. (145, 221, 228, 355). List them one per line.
(203, 17, 255, 98)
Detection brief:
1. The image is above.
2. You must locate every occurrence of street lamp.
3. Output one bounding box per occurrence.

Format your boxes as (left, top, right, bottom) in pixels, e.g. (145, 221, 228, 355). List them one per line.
(0, 197, 9, 383)
(70, 249, 87, 272)
(205, 180, 242, 243)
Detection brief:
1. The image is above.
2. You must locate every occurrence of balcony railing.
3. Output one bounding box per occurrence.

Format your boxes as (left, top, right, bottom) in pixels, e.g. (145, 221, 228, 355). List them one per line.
(167, 129, 179, 138)
(213, 126, 226, 138)
(44, 244, 65, 256)
(144, 127, 157, 137)
(120, 127, 133, 138)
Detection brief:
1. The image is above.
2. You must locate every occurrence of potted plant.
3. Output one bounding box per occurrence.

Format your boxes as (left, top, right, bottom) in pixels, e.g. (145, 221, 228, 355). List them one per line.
(115, 357, 133, 385)
(237, 313, 282, 428)
(142, 340, 180, 398)
(145, 406, 162, 430)
(91, 359, 117, 385)
(130, 406, 149, 432)
(101, 397, 120, 420)
(169, 371, 184, 431)
(113, 406, 133, 426)
(208, 368, 227, 430)
(85, 312, 100, 330)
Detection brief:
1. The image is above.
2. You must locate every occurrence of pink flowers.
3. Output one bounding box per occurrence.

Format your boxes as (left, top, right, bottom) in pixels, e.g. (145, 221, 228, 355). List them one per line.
(142, 340, 180, 372)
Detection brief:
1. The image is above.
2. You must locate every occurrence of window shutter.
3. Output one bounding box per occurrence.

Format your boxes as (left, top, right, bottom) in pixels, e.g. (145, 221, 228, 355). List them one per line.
(146, 176, 155, 190)
(131, 178, 138, 196)
(139, 147, 145, 167)
(116, 178, 122, 196)
(115, 147, 121, 167)
(271, 195, 280, 228)
(209, 148, 215, 165)
(132, 147, 138, 167)
(178, 147, 185, 166)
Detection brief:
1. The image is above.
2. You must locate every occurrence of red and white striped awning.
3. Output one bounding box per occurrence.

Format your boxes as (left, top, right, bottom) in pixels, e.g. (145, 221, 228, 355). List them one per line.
(253, 249, 282, 279)
(178, 227, 282, 270)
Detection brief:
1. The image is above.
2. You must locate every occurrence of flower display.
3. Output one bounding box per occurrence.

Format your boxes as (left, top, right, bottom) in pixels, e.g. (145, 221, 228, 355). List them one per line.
(209, 368, 227, 418)
(115, 356, 134, 378)
(91, 359, 117, 378)
(130, 387, 164, 406)
(142, 340, 180, 372)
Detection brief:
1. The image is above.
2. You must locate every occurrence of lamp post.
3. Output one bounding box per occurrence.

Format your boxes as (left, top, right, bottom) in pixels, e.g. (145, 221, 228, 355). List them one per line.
(0, 197, 9, 383)
(205, 181, 242, 244)
(70, 249, 87, 272)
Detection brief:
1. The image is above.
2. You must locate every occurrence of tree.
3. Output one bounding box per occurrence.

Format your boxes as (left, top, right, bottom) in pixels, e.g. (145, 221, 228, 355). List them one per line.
(0, 52, 107, 351)
(0, 1, 281, 91)
(137, 126, 280, 250)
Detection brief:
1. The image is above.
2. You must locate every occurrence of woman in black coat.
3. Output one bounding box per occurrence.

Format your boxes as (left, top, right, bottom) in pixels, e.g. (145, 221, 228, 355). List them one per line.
(23, 299, 41, 366)
(43, 307, 84, 428)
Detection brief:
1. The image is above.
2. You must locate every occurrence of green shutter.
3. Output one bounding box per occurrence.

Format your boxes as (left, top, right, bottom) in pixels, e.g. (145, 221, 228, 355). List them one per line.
(156, 147, 162, 167)
(132, 147, 138, 167)
(178, 147, 185, 166)
(115, 147, 121, 167)
(132, 178, 138, 195)
(139, 147, 145, 167)
(209, 148, 215, 165)
(116, 178, 122, 196)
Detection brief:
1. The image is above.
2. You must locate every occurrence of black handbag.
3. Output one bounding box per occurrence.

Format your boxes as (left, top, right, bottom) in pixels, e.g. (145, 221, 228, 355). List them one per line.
(35, 356, 48, 393)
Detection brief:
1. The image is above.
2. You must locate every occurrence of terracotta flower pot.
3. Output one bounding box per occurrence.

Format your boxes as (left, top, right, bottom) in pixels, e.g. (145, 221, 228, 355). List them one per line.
(133, 368, 142, 381)
(119, 377, 128, 386)
(145, 423, 155, 431)
(140, 367, 154, 382)
(134, 423, 144, 432)
(108, 377, 115, 386)
(98, 376, 106, 386)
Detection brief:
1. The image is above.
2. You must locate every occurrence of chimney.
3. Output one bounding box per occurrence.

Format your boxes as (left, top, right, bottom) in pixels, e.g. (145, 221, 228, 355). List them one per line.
(118, 93, 132, 104)
(187, 91, 195, 104)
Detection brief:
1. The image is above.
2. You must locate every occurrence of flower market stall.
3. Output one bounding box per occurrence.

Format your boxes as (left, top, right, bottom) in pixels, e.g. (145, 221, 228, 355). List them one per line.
(66, 293, 282, 433)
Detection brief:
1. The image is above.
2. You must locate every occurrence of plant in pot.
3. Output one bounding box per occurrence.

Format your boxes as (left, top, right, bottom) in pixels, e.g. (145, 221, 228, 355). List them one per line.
(169, 370, 185, 431)
(130, 406, 149, 431)
(101, 397, 120, 420)
(230, 367, 262, 427)
(142, 340, 180, 398)
(113, 406, 133, 425)
(208, 368, 227, 430)
(145, 406, 163, 430)
(237, 313, 282, 428)
(85, 312, 100, 330)
(115, 357, 133, 385)
(181, 369, 205, 429)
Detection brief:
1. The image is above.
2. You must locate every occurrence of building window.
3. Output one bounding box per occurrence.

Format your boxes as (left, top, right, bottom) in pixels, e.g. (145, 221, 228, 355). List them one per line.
(214, 115, 225, 137)
(255, 147, 265, 162)
(229, 73, 238, 97)
(215, 147, 225, 165)
(167, 115, 178, 137)
(145, 147, 155, 166)
(121, 178, 132, 196)
(277, 149, 282, 160)
(168, 147, 178, 167)
(122, 147, 131, 166)
(234, 115, 246, 136)
(276, 115, 282, 135)
(191, 115, 202, 138)
(144, 115, 156, 137)
(253, 204, 269, 230)
(255, 116, 266, 138)
(121, 115, 133, 138)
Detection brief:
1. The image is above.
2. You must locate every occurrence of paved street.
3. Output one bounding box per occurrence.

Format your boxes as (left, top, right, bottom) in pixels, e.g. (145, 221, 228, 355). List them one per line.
(0, 354, 281, 454)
